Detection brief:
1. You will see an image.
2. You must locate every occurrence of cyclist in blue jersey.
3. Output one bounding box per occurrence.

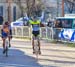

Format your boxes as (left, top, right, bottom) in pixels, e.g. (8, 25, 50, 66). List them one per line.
(29, 17, 41, 54)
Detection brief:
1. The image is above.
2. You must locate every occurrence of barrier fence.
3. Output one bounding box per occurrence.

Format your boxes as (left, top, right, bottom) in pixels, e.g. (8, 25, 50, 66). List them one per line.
(11, 26, 54, 40)
(11, 26, 31, 38)
(0, 25, 74, 43)
(0, 26, 53, 39)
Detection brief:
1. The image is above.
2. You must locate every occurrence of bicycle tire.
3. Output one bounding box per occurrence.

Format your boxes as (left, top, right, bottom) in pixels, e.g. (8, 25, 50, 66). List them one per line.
(5, 37, 9, 57)
(5, 45, 8, 57)
(34, 39, 39, 60)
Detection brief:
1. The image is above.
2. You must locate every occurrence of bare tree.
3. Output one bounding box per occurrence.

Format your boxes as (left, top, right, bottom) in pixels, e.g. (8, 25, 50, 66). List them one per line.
(26, 0, 44, 17)
(6, 0, 12, 23)
(65, 0, 75, 13)
(14, 0, 24, 17)
(13, 0, 44, 17)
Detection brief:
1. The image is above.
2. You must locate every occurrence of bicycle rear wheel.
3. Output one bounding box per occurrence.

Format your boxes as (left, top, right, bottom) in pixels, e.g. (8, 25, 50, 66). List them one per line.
(5, 38, 9, 57)
(35, 51, 39, 61)
(5, 46, 8, 57)
(34, 40, 39, 60)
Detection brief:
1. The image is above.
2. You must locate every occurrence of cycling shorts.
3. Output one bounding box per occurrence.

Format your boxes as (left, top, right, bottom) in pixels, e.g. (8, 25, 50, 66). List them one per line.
(32, 31, 39, 37)
(1, 31, 8, 38)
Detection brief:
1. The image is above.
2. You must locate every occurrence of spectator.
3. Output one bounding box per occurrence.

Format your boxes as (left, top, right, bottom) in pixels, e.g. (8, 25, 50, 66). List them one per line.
(47, 20, 52, 27)
(55, 20, 62, 28)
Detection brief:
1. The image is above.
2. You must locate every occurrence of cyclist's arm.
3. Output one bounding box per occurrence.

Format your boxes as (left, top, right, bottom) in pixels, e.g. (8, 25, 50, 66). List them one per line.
(29, 20, 33, 24)
(24, 16, 33, 24)
(39, 12, 44, 22)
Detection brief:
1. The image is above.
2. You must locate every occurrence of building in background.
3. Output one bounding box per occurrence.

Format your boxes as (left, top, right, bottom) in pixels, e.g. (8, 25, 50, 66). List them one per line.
(41, 0, 62, 20)
(0, 0, 75, 24)
(42, 0, 75, 19)
(0, 0, 26, 23)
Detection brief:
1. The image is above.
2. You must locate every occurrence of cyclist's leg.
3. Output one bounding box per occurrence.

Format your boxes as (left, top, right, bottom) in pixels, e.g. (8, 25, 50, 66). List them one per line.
(32, 31, 35, 53)
(2, 38, 5, 49)
(8, 36, 12, 47)
(1, 31, 8, 53)
(32, 35, 34, 50)
(2, 37, 6, 53)
(9, 29, 12, 47)
(1, 33, 6, 49)
(37, 35, 41, 54)
(32, 36, 35, 53)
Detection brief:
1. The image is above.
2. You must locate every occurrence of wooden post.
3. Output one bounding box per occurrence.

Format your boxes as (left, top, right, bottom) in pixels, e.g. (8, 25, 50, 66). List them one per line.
(6, 0, 12, 23)
(57, 0, 59, 17)
(62, 0, 64, 17)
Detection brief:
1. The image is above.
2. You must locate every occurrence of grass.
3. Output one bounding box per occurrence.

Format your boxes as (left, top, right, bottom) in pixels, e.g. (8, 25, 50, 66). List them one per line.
(52, 40, 75, 47)
(66, 43, 75, 47)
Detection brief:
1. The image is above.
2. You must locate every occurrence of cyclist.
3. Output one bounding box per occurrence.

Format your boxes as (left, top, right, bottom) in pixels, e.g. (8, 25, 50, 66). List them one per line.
(27, 16, 42, 54)
(1, 21, 12, 53)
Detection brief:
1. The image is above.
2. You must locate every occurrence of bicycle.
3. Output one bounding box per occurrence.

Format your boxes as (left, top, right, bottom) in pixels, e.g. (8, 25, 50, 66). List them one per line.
(4, 37, 9, 57)
(33, 35, 40, 60)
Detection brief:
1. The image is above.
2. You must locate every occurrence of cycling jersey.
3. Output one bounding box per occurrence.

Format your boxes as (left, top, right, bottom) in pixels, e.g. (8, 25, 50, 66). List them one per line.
(29, 20, 40, 31)
(1, 27, 9, 38)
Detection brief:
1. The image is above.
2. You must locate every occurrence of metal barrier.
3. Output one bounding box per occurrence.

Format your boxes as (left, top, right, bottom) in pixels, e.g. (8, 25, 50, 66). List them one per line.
(0, 26, 31, 38)
(53, 28, 62, 40)
(0, 23, 72, 43)
(0, 26, 53, 40)
(12, 27, 75, 43)
(12, 26, 31, 38)
(12, 26, 53, 40)
(40, 27, 53, 40)
(1, 25, 73, 43)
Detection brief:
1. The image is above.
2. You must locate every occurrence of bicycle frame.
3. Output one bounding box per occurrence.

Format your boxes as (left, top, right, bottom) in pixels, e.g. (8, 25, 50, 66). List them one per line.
(5, 37, 9, 57)
(33, 36, 39, 60)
